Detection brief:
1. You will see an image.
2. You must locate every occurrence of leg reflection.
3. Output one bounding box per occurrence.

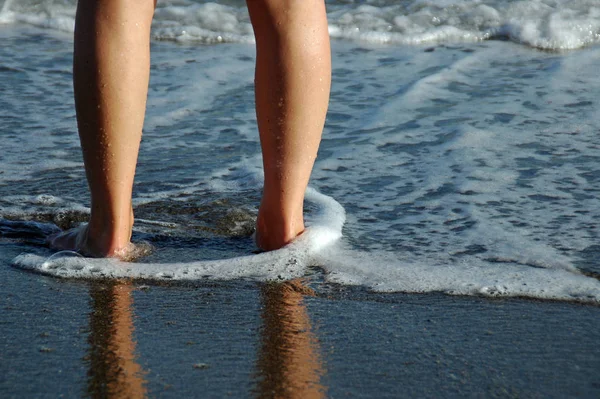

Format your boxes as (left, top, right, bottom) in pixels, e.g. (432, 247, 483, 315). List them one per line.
(256, 280, 326, 399)
(87, 281, 147, 398)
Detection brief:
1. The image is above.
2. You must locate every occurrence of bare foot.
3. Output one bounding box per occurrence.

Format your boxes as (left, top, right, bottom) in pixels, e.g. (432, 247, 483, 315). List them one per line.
(47, 224, 149, 261)
(255, 208, 305, 251)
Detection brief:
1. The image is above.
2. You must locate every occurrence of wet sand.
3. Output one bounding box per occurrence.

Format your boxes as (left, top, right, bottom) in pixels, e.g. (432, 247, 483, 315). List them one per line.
(2, 241, 599, 398)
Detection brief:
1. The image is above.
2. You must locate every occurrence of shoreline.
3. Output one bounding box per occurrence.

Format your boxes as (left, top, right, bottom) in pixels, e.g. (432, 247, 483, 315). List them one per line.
(2, 241, 600, 397)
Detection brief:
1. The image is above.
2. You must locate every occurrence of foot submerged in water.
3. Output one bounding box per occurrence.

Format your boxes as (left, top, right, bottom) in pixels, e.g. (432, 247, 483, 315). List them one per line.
(47, 224, 151, 261)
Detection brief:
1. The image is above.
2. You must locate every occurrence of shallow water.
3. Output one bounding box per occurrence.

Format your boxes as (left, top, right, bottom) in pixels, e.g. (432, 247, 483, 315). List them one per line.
(1, 1, 600, 298)
(2, 1, 600, 396)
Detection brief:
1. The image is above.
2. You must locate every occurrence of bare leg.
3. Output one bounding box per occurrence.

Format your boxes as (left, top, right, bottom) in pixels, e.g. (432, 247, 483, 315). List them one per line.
(49, 0, 155, 259)
(247, 0, 331, 250)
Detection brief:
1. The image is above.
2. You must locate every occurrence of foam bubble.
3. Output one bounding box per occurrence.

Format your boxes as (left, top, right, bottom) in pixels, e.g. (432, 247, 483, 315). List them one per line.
(42, 250, 84, 270)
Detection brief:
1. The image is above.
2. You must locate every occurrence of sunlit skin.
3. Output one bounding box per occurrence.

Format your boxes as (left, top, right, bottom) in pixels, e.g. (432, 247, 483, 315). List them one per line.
(48, 0, 331, 258)
(249, 0, 331, 251)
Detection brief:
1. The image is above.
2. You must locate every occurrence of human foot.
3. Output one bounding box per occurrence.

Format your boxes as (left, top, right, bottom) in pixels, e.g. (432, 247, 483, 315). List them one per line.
(47, 223, 148, 261)
(255, 208, 305, 251)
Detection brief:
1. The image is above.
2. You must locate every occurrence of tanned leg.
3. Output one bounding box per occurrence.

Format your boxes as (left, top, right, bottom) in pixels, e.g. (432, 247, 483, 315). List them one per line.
(49, 0, 155, 259)
(247, 0, 331, 250)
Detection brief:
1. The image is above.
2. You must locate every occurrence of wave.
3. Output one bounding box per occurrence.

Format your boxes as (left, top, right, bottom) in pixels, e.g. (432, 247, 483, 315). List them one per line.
(11, 187, 600, 304)
(1, 0, 599, 50)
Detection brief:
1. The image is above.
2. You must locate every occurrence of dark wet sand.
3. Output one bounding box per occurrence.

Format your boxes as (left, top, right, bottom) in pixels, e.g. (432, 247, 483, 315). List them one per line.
(1, 241, 600, 398)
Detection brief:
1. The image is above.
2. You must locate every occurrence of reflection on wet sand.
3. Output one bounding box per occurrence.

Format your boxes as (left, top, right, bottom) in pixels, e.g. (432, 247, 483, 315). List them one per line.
(87, 281, 147, 399)
(256, 280, 326, 399)
(85, 278, 324, 398)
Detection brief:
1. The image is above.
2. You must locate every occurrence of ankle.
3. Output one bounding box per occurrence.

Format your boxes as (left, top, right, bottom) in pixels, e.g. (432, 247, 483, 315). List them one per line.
(86, 214, 133, 257)
(255, 207, 304, 251)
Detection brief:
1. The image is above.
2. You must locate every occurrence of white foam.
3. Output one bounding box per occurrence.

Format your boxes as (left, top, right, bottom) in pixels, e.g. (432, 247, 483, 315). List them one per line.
(152, 3, 254, 44)
(316, 245, 600, 303)
(2, 0, 599, 49)
(327, 0, 600, 49)
(4, 7, 600, 304)
(11, 185, 600, 303)
(12, 188, 345, 281)
(0, 0, 16, 24)
(0, 0, 74, 31)
(0, 194, 89, 221)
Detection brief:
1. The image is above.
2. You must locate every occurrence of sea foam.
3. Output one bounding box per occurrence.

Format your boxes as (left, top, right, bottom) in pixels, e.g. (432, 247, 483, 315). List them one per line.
(1, 0, 599, 50)
(11, 185, 600, 304)
(4, 1, 600, 304)
(12, 188, 345, 281)
(317, 245, 600, 303)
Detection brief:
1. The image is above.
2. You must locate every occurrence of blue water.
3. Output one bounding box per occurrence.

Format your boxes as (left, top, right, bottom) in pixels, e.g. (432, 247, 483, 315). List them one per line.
(1, 0, 600, 302)
(2, 2, 600, 398)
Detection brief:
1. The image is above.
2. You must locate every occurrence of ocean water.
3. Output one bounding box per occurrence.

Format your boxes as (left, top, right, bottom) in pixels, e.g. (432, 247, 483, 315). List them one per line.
(1, 0, 600, 303)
